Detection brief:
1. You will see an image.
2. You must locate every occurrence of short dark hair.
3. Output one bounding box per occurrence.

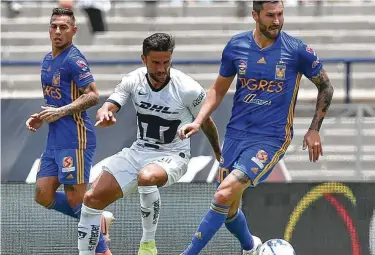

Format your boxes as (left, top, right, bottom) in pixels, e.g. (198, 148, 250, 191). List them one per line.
(253, 1, 282, 13)
(142, 33, 175, 56)
(50, 8, 75, 25)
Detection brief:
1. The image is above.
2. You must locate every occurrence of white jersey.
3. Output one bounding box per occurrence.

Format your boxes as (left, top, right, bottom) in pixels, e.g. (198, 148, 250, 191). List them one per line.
(108, 67, 206, 155)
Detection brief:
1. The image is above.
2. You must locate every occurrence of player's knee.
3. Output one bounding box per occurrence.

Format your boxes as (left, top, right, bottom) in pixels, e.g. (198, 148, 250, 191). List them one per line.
(83, 190, 104, 210)
(213, 188, 234, 206)
(34, 185, 54, 208)
(64, 184, 85, 208)
(138, 169, 166, 187)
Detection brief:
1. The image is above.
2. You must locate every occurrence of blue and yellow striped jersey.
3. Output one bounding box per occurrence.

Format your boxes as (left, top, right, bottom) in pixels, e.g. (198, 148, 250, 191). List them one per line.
(220, 30, 322, 140)
(41, 45, 96, 150)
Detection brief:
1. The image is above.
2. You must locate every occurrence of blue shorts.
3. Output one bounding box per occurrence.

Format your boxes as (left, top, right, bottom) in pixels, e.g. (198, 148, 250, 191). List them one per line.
(36, 148, 95, 184)
(217, 137, 287, 187)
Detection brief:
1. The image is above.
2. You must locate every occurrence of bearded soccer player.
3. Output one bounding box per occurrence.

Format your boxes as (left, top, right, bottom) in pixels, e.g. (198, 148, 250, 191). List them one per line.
(178, 1, 334, 254)
(25, 8, 113, 255)
(77, 33, 221, 255)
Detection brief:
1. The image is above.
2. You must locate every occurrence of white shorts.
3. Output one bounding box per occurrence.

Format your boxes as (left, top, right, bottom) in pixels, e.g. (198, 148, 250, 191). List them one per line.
(100, 147, 189, 196)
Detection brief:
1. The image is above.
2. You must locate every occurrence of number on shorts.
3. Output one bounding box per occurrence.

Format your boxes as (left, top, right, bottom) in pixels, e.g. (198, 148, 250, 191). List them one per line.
(137, 112, 181, 144)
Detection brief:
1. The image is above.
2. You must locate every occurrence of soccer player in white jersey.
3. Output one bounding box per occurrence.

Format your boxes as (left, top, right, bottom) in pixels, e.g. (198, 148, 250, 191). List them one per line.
(77, 33, 221, 255)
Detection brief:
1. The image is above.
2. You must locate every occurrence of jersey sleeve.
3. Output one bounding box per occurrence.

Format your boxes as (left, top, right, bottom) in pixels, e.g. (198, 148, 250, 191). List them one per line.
(182, 80, 207, 119)
(297, 41, 323, 78)
(69, 56, 95, 88)
(219, 39, 237, 77)
(106, 74, 133, 110)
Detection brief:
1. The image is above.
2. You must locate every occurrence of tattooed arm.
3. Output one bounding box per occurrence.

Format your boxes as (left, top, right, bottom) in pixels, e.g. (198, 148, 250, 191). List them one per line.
(308, 68, 334, 131)
(302, 68, 334, 162)
(38, 82, 99, 123)
(60, 82, 100, 116)
(201, 116, 222, 161)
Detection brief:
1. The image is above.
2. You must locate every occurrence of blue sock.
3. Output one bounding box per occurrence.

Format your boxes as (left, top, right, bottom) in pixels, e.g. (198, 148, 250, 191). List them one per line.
(225, 209, 254, 250)
(73, 204, 108, 253)
(48, 192, 76, 218)
(183, 201, 229, 255)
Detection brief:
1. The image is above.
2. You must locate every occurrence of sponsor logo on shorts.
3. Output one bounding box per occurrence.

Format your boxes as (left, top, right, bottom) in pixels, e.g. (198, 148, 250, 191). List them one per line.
(251, 167, 259, 174)
(251, 150, 268, 169)
(62, 156, 75, 172)
(256, 150, 268, 163)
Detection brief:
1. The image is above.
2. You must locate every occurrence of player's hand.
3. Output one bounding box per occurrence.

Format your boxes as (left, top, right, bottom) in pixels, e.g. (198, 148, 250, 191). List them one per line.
(26, 113, 43, 132)
(178, 122, 201, 140)
(38, 106, 63, 123)
(95, 110, 116, 127)
(302, 129, 323, 162)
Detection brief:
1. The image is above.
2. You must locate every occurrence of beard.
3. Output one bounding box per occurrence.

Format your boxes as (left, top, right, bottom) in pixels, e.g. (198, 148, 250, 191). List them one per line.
(147, 67, 170, 84)
(258, 19, 283, 40)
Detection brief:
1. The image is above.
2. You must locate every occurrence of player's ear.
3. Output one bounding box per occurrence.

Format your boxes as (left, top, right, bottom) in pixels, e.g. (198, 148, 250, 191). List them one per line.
(141, 55, 146, 65)
(72, 26, 77, 35)
(252, 10, 259, 22)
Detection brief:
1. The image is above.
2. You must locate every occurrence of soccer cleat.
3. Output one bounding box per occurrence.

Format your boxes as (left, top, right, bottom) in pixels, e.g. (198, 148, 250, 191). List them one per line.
(243, 236, 262, 255)
(138, 240, 158, 255)
(101, 211, 115, 243)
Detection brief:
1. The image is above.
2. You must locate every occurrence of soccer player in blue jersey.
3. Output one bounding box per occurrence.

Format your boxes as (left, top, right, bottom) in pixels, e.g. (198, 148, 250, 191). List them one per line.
(25, 8, 112, 255)
(178, 1, 334, 254)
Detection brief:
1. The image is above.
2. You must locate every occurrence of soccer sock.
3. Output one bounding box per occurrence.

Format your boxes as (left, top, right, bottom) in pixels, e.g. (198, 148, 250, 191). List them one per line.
(48, 192, 76, 218)
(225, 209, 254, 251)
(73, 204, 108, 253)
(138, 186, 161, 243)
(183, 200, 229, 255)
(78, 204, 103, 255)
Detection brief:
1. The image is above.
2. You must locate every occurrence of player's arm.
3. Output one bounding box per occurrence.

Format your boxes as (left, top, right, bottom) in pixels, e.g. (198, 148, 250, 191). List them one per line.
(95, 75, 131, 127)
(38, 82, 99, 123)
(298, 43, 334, 162)
(179, 39, 237, 138)
(308, 68, 334, 131)
(59, 82, 100, 116)
(201, 116, 221, 161)
(194, 75, 234, 126)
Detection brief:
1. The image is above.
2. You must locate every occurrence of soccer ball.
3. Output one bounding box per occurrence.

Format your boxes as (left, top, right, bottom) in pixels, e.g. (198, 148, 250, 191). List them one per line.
(258, 239, 296, 255)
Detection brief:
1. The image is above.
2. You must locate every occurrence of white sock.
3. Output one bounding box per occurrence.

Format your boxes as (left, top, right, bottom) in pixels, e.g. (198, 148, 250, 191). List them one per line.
(78, 204, 103, 255)
(138, 186, 161, 243)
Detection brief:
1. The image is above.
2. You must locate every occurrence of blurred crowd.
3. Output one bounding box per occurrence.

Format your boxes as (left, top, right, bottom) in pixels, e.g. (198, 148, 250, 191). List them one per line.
(3, 0, 374, 35)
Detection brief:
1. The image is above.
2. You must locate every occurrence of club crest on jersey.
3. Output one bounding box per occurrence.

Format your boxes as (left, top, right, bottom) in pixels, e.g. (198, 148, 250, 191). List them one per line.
(52, 71, 60, 86)
(275, 60, 286, 80)
(238, 60, 247, 75)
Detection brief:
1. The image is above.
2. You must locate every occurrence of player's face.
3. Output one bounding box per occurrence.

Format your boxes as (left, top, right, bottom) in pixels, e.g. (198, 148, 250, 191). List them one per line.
(49, 15, 76, 49)
(142, 51, 172, 84)
(253, 2, 284, 40)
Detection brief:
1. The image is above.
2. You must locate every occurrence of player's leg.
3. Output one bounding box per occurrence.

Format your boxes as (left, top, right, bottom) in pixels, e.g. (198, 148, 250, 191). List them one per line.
(57, 148, 111, 255)
(225, 195, 262, 255)
(78, 148, 139, 255)
(137, 153, 188, 255)
(35, 149, 74, 216)
(182, 169, 251, 255)
(138, 185, 160, 255)
(182, 138, 275, 255)
(224, 142, 285, 254)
